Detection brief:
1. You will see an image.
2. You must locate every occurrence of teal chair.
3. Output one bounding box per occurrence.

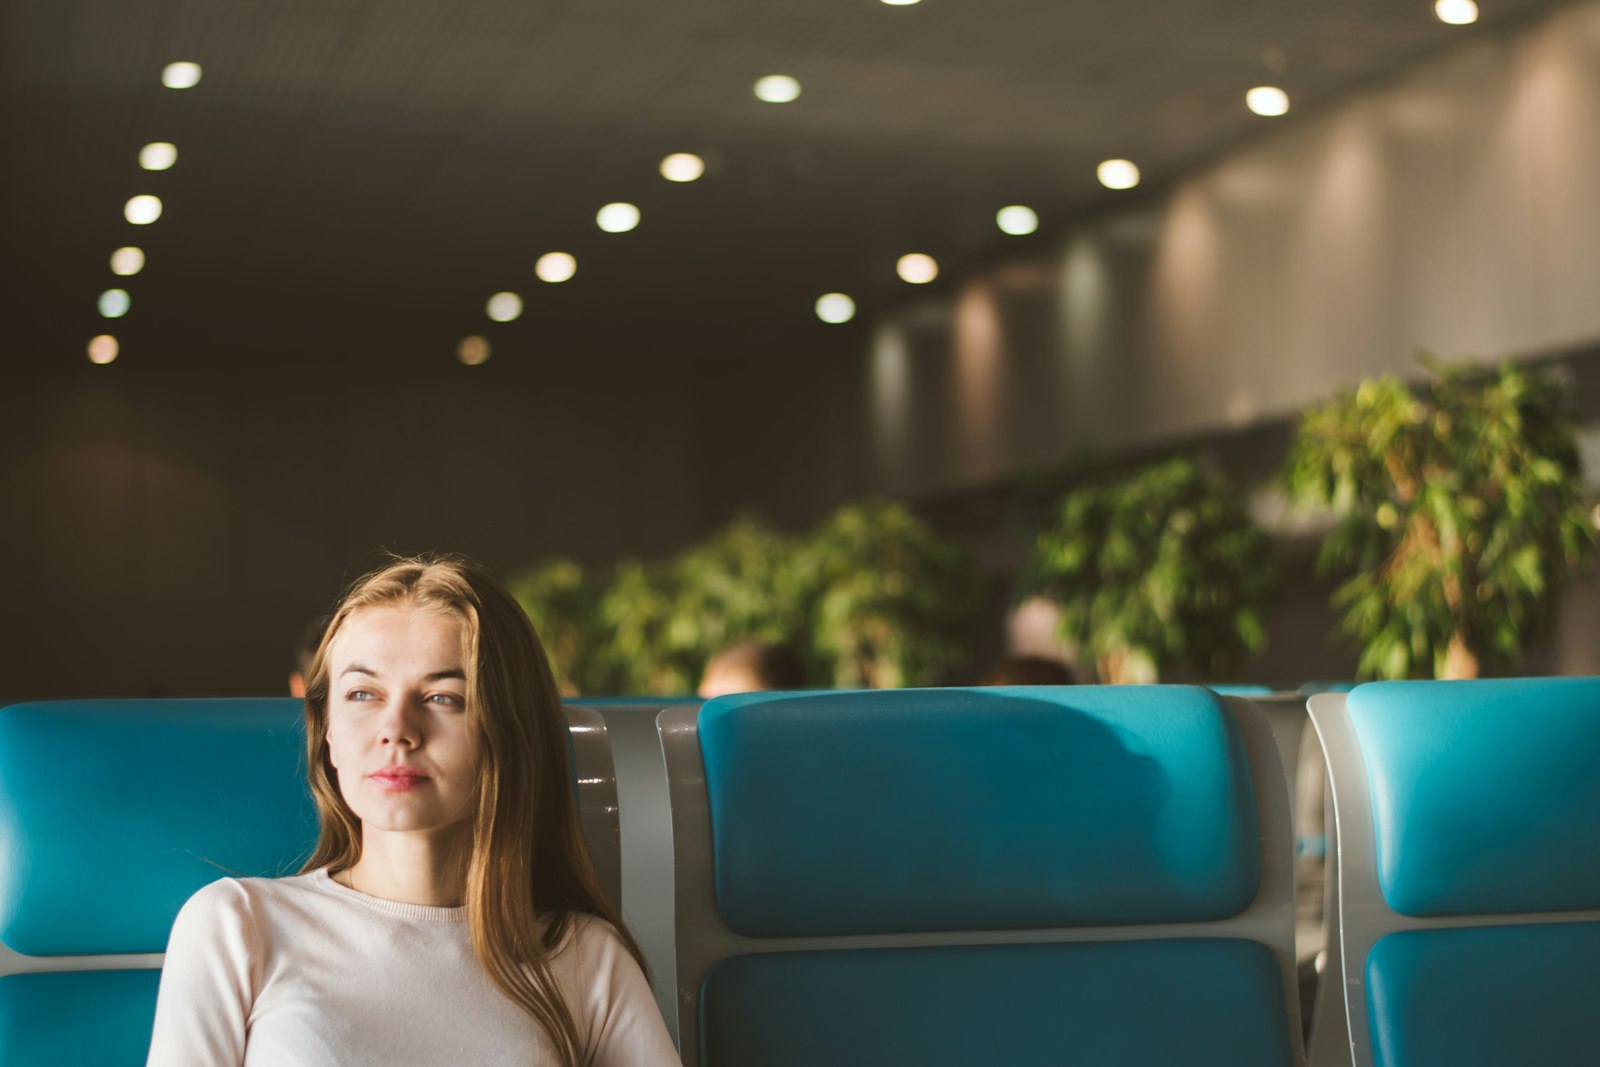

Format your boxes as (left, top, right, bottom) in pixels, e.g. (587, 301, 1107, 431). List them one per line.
(661, 686, 1303, 1066)
(1308, 679, 1600, 1066)
(0, 698, 618, 1066)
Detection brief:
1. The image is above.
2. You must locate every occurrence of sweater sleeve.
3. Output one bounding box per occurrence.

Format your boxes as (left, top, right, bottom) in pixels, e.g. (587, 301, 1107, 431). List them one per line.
(570, 917, 680, 1067)
(146, 878, 259, 1067)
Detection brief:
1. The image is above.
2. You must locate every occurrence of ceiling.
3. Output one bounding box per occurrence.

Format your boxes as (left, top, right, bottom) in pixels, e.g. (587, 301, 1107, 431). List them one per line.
(2, 0, 1573, 371)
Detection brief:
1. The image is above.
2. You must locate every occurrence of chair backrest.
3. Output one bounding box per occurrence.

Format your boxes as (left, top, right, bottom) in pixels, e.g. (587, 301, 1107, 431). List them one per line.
(662, 685, 1304, 1067)
(0, 698, 619, 1066)
(569, 697, 701, 1044)
(1308, 679, 1600, 1067)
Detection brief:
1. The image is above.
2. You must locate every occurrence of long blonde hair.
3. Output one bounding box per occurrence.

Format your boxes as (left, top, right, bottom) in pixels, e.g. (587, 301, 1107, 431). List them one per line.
(301, 554, 645, 1066)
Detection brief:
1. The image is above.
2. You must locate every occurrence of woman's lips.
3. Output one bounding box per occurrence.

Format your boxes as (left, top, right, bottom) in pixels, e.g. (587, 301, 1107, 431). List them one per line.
(370, 769, 430, 791)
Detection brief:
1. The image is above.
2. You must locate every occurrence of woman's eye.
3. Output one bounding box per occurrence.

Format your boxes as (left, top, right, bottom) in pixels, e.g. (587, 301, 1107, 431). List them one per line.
(427, 693, 465, 708)
(345, 689, 375, 702)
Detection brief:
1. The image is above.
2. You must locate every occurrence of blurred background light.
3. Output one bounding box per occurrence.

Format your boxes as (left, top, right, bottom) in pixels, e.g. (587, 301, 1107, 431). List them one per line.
(457, 336, 491, 365)
(139, 142, 178, 170)
(98, 289, 131, 318)
(596, 202, 641, 233)
(161, 62, 202, 89)
(1097, 159, 1141, 189)
(110, 246, 145, 276)
(896, 253, 939, 284)
(1435, 0, 1479, 25)
(660, 153, 705, 182)
(124, 195, 162, 224)
(754, 75, 802, 103)
(881, 0, 922, 5)
(815, 293, 856, 323)
(1246, 86, 1291, 116)
(996, 205, 1039, 235)
(87, 335, 119, 364)
(536, 252, 577, 283)
(486, 292, 523, 322)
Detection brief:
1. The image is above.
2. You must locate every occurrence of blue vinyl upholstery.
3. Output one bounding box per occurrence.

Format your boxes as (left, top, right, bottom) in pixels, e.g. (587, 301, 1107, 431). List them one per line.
(699, 686, 1261, 936)
(702, 938, 1291, 1067)
(1364, 923, 1600, 1067)
(0, 699, 316, 955)
(0, 971, 160, 1067)
(1347, 677, 1600, 916)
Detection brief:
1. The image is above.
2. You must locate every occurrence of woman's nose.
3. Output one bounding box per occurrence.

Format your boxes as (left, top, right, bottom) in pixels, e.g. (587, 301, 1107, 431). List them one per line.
(375, 697, 423, 746)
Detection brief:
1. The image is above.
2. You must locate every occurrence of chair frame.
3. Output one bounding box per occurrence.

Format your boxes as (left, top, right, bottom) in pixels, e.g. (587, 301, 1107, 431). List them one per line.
(660, 694, 1305, 1067)
(1306, 692, 1600, 1067)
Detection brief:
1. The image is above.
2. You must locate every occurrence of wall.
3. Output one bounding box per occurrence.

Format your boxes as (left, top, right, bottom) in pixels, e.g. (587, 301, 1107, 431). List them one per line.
(1, 359, 704, 699)
(865, 1, 1600, 497)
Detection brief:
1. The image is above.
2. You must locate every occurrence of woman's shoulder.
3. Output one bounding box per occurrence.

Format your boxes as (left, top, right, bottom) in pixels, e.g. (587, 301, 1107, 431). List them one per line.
(172, 871, 323, 930)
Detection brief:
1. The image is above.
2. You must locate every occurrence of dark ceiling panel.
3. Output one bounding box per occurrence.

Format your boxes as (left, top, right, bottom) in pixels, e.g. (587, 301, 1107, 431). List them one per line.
(1, 0, 1574, 370)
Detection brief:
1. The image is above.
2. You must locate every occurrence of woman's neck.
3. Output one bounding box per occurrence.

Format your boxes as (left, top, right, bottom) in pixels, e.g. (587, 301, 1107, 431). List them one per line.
(340, 827, 470, 907)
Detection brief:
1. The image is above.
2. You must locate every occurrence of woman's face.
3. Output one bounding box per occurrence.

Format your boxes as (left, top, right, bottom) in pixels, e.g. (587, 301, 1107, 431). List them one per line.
(324, 602, 482, 840)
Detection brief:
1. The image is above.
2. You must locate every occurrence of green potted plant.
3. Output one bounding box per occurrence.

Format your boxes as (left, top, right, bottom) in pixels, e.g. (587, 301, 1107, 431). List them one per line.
(507, 556, 602, 695)
(1027, 456, 1275, 684)
(592, 558, 688, 694)
(1284, 359, 1595, 679)
(804, 499, 977, 688)
(660, 515, 810, 672)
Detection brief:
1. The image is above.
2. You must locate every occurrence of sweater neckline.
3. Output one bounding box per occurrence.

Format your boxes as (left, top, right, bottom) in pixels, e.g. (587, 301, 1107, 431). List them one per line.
(313, 867, 468, 923)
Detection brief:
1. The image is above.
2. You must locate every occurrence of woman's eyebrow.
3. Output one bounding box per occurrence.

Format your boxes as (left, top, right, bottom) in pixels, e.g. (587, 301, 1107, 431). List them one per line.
(339, 664, 378, 678)
(425, 669, 466, 682)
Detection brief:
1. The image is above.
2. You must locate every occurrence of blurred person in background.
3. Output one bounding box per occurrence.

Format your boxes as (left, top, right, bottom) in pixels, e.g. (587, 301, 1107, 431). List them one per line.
(697, 639, 806, 698)
(288, 616, 328, 698)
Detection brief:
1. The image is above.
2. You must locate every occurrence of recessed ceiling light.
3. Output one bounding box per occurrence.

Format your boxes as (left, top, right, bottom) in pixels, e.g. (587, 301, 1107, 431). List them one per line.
(161, 62, 202, 89)
(98, 289, 131, 318)
(815, 293, 856, 324)
(596, 202, 641, 233)
(1246, 86, 1290, 116)
(87, 335, 119, 364)
(486, 292, 523, 322)
(110, 246, 145, 276)
(139, 142, 178, 170)
(881, 0, 922, 5)
(996, 205, 1039, 235)
(754, 75, 802, 104)
(1097, 159, 1140, 190)
(896, 254, 938, 284)
(124, 195, 163, 224)
(457, 336, 491, 366)
(536, 252, 577, 283)
(660, 153, 705, 182)
(1434, 0, 1478, 25)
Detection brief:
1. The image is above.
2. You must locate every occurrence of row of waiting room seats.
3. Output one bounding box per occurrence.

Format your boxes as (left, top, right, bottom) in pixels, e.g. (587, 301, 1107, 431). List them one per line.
(2, 681, 1596, 1065)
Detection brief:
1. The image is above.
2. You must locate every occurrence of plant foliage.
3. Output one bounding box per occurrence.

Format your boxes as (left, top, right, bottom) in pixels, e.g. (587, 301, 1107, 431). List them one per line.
(1283, 360, 1595, 679)
(506, 557, 602, 695)
(805, 499, 977, 689)
(1027, 456, 1275, 684)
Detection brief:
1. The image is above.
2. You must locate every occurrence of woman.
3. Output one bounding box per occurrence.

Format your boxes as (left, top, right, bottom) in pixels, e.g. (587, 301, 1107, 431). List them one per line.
(148, 556, 679, 1066)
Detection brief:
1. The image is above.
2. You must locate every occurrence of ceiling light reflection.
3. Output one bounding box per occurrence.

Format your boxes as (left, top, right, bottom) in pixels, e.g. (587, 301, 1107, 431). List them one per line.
(1097, 159, 1140, 190)
(124, 195, 163, 224)
(754, 75, 802, 103)
(536, 252, 577, 283)
(660, 153, 705, 182)
(996, 205, 1039, 235)
(161, 62, 202, 89)
(110, 246, 145, 276)
(88, 335, 119, 364)
(815, 293, 856, 323)
(98, 289, 131, 318)
(596, 202, 640, 233)
(139, 142, 178, 170)
(486, 292, 523, 322)
(1435, 0, 1479, 25)
(896, 254, 939, 284)
(1246, 86, 1290, 116)
(458, 336, 491, 366)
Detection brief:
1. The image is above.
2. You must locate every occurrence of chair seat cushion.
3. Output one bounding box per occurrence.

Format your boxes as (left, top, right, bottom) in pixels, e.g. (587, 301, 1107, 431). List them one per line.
(701, 937, 1293, 1067)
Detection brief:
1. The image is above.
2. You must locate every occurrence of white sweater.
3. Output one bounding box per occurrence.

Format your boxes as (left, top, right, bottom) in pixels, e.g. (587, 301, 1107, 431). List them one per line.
(146, 869, 680, 1066)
